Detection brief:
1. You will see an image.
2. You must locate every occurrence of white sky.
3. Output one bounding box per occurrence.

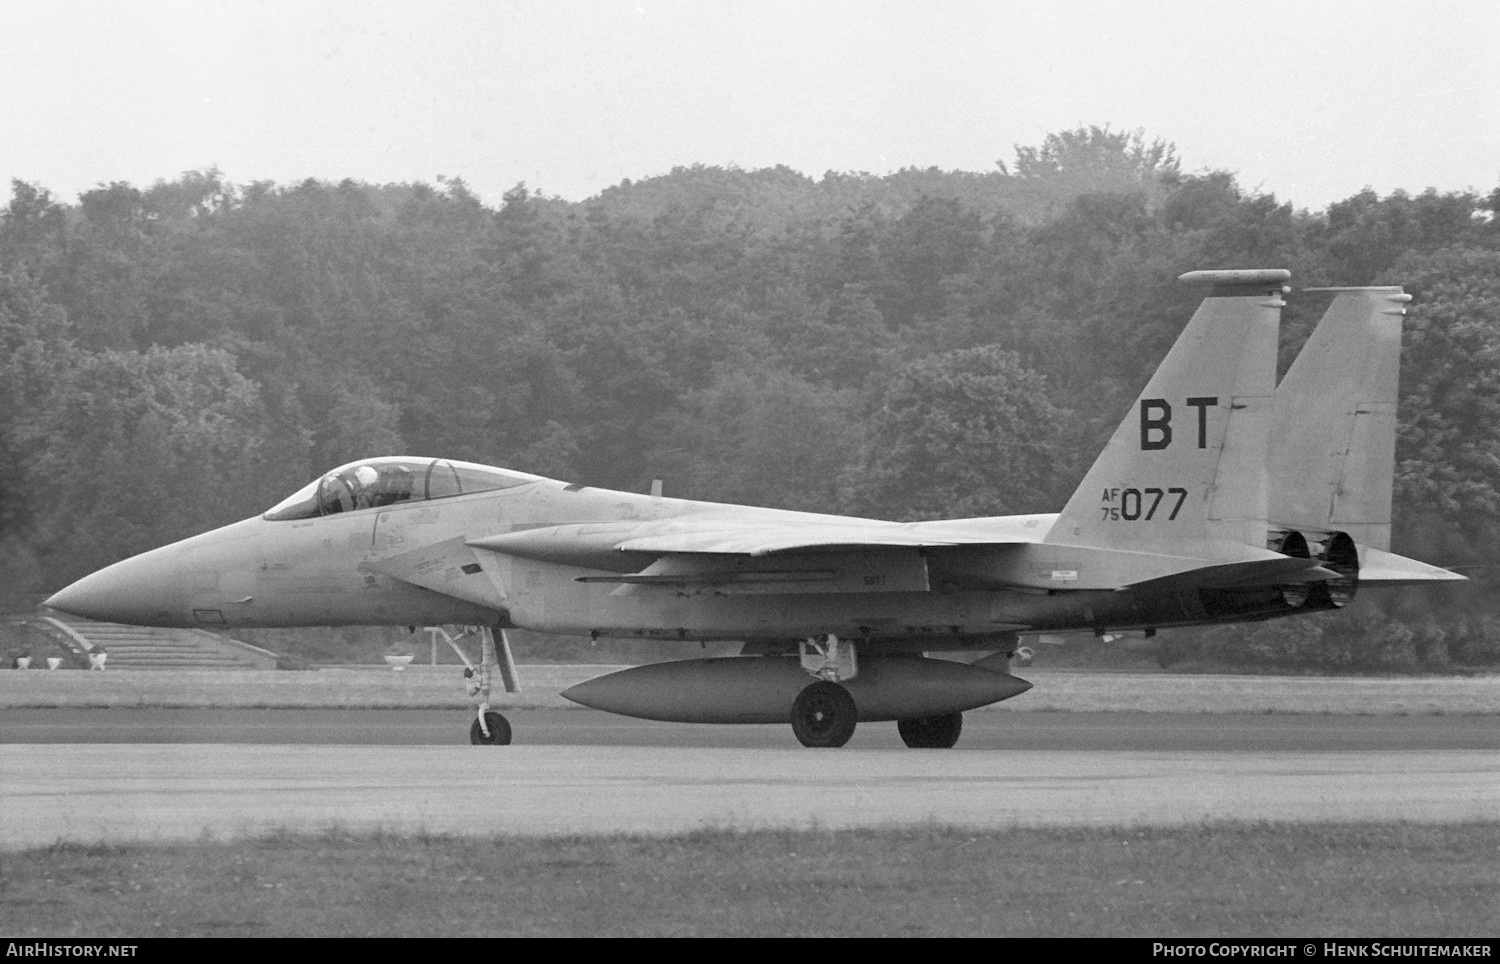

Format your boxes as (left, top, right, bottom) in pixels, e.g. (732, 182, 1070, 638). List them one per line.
(2, 0, 1497, 212)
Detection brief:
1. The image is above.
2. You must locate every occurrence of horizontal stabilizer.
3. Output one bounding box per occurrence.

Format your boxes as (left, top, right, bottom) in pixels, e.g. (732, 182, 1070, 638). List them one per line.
(1357, 547, 1468, 585)
(1119, 555, 1341, 593)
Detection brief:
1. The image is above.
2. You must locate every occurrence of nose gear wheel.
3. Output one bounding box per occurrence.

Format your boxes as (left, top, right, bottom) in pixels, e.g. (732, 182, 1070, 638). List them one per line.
(469, 710, 512, 745)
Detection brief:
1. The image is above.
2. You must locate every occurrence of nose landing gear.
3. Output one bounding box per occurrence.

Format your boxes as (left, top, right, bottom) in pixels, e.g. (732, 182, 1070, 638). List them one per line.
(470, 710, 512, 745)
(432, 624, 519, 745)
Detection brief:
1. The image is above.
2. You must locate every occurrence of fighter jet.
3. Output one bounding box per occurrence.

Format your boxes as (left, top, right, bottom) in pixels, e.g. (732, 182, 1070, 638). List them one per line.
(44, 269, 1463, 747)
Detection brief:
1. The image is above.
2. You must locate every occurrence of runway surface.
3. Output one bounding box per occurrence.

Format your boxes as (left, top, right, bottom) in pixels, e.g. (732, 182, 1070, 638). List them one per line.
(1, 709, 1495, 850)
(1, 705, 1496, 749)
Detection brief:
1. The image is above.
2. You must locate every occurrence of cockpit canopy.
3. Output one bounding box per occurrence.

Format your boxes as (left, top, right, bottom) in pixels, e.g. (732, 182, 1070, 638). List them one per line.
(264, 457, 543, 521)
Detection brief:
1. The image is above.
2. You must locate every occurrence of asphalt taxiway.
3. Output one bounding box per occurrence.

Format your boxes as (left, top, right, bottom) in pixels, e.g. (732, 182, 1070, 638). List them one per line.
(1, 705, 1496, 749)
(0, 708, 1495, 850)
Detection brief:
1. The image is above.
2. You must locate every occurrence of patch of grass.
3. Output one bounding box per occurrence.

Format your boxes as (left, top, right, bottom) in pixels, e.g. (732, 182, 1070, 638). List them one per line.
(0, 619, 86, 670)
(1, 821, 1496, 937)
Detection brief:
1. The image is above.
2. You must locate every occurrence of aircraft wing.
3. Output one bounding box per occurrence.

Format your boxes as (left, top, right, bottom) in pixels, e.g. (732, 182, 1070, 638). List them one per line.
(469, 517, 1042, 561)
(470, 518, 1352, 595)
(469, 519, 1027, 596)
(615, 522, 1002, 555)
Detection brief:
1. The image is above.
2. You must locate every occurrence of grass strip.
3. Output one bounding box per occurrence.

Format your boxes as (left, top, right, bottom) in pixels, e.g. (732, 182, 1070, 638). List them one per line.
(2, 821, 1496, 937)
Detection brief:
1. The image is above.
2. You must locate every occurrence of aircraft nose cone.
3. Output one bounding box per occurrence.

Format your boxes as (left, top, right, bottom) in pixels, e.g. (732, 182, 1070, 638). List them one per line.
(45, 547, 187, 626)
(44, 575, 119, 621)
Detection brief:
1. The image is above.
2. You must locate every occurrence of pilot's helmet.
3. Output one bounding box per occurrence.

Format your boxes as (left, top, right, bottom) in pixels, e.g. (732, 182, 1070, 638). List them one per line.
(353, 465, 379, 489)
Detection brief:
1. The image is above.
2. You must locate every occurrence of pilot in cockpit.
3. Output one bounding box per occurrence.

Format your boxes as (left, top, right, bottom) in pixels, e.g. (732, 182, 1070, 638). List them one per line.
(371, 464, 414, 508)
(350, 465, 381, 509)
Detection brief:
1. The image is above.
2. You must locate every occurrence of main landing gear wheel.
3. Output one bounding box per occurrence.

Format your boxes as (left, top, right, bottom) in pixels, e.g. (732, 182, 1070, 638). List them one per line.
(897, 712, 963, 749)
(469, 711, 512, 745)
(791, 681, 857, 748)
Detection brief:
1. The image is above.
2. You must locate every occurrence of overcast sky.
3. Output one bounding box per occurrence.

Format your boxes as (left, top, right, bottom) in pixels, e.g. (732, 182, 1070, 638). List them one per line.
(3, 0, 1497, 212)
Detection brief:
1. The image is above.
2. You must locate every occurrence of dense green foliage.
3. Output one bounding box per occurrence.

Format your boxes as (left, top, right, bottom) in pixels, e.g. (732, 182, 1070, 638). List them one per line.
(4, 127, 1498, 668)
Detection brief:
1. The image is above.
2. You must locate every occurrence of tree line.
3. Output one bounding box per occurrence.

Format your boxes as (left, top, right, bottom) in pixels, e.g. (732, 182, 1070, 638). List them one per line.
(4, 126, 1498, 670)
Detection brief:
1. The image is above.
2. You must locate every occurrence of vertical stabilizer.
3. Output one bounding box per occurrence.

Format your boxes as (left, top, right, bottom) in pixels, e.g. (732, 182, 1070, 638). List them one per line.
(1269, 287, 1406, 551)
(1046, 269, 1287, 553)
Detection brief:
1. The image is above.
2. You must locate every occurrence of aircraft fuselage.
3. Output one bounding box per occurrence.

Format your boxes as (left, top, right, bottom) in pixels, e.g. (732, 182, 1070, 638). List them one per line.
(50, 476, 1308, 651)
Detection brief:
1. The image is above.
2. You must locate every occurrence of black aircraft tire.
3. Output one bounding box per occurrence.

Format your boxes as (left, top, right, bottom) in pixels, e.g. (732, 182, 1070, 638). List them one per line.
(790, 681, 858, 748)
(469, 711, 512, 745)
(897, 712, 963, 749)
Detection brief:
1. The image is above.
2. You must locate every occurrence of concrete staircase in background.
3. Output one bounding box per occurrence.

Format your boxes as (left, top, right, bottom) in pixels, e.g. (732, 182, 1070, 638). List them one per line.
(42, 616, 280, 670)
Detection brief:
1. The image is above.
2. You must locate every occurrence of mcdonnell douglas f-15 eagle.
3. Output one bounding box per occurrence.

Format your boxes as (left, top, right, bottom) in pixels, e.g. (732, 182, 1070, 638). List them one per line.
(44, 269, 1464, 747)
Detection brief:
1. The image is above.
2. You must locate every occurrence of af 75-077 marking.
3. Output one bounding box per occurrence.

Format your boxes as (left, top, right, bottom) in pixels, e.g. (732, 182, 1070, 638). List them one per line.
(45, 269, 1464, 748)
